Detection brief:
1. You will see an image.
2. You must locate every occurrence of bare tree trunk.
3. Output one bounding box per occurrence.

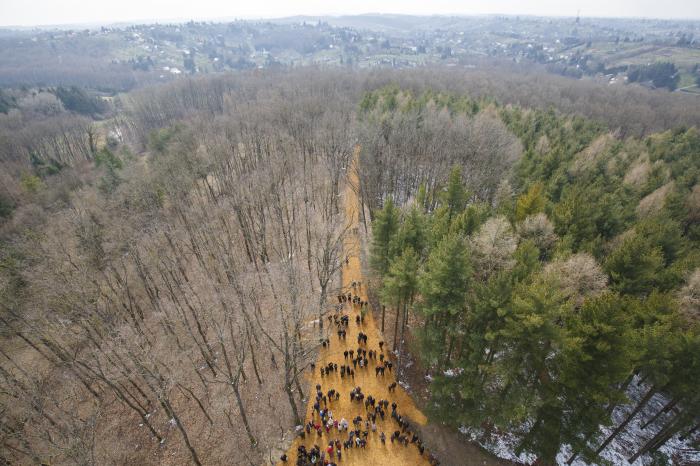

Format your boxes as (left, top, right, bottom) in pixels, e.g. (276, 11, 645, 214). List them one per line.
(177, 384, 213, 425)
(641, 397, 679, 430)
(392, 299, 402, 352)
(629, 410, 685, 463)
(232, 381, 257, 447)
(381, 305, 386, 333)
(594, 385, 656, 456)
(159, 397, 202, 466)
(248, 337, 263, 385)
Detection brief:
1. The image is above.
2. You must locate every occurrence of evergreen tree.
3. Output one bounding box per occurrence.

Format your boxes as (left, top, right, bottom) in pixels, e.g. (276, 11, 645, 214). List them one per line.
(605, 233, 664, 295)
(453, 203, 490, 237)
(416, 182, 431, 212)
(515, 182, 546, 222)
(498, 280, 570, 465)
(393, 204, 428, 259)
(447, 270, 519, 429)
(552, 184, 600, 252)
(440, 166, 468, 220)
(363, 85, 700, 465)
(560, 293, 638, 463)
(418, 234, 472, 368)
(369, 197, 400, 277)
(381, 248, 420, 353)
(428, 205, 452, 246)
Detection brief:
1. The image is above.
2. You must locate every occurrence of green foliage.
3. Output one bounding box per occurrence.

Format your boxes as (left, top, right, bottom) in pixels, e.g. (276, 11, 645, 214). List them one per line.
(369, 197, 400, 277)
(381, 248, 420, 308)
(416, 234, 472, 367)
(515, 182, 546, 222)
(30, 151, 64, 178)
(419, 234, 471, 320)
(95, 148, 123, 195)
(551, 182, 634, 256)
(366, 85, 700, 464)
(453, 202, 490, 237)
(439, 166, 469, 219)
(20, 173, 43, 194)
(627, 62, 680, 91)
(94, 147, 123, 170)
(52, 86, 108, 116)
(149, 126, 179, 154)
(416, 183, 430, 212)
(393, 205, 428, 259)
(359, 91, 379, 113)
(511, 239, 541, 283)
(605, 233, 664, 295)
(559, 293, 638, 455)
(359, 86, 482, 117)
(0, 193, 14, 218)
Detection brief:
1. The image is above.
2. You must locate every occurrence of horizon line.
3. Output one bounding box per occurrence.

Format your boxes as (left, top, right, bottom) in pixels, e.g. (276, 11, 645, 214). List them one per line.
(2, 11, 700, 30)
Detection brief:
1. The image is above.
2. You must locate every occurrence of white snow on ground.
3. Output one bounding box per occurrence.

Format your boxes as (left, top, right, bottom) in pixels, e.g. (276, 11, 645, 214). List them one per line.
(592, 377, 700, 466)
(457, 376, 699, 465)
(460, 425, 537, 464)
(443, 367, 464, 377)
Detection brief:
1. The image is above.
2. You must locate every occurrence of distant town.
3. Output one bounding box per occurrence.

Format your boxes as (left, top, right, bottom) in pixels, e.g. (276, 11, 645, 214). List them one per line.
(1, 14, 699, 94)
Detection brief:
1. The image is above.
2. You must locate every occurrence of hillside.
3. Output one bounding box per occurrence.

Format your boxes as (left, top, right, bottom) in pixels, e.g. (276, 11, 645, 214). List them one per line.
(1, 15, 699, 93)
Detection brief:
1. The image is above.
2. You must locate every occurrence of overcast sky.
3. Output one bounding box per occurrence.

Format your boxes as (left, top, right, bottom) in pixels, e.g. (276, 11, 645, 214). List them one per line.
(1, 0, 699, 27)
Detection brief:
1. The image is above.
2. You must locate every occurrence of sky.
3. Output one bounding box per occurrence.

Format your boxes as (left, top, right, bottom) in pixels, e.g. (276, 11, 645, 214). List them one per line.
(1, 0, 699, 27)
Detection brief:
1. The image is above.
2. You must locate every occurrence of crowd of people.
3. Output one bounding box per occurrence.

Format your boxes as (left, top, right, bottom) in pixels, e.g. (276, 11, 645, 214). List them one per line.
(280, 277, 438, 466)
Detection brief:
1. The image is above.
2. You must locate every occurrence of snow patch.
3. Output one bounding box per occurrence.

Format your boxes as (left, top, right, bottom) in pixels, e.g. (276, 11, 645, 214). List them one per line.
(443, 367, 464, 377)
(457, 375, 699, 465)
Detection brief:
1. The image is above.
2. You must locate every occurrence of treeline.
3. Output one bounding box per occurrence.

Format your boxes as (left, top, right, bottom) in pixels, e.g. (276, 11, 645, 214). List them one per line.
(364, 88, 700, 465)
(0, 34, 140, 91)
(368, 64, 700, 137)
(627, 62, 680, 91)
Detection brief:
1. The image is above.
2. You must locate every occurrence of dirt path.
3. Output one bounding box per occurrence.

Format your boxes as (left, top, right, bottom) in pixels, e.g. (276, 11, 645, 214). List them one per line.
(278, 150, 431, 465)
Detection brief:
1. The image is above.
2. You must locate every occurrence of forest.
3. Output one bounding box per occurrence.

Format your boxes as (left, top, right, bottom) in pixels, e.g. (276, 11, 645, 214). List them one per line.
(0, 66, 698, 466)
(361, 87, 700, 465)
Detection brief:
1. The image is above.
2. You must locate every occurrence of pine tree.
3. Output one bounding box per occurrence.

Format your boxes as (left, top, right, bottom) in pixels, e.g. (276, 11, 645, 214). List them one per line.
(515, 182, 546, 222)
(440, 166, 468, 220)
(381, 248, 419, 355)
(394, 204, 428, 259)
(498, 280, 570, 465)
(453, 202, 490, 237)
(551, 185, 600, 252)
(416, 182, 431, 212)
(428, 205, 452, 246)
(418, 234, 472, 368)
(560, 293, 638, 464)
(369, 197, 400, 277)
(605, 233, 664, 295)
